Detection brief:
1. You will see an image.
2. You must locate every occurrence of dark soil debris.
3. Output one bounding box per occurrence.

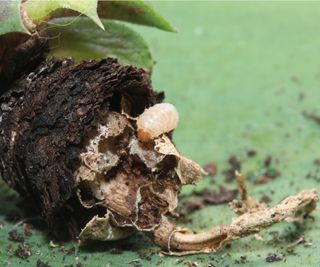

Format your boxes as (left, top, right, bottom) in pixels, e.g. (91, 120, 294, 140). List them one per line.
(260, 195, 272, 204)
(223, 155, 241, 183)
(265, 253, 283, 263)
(37, 259, 51, 267)
(198, 186, 238, 205)
(234, 255, 248, 264)
(254, 156, 280, 185)
(23, 223, 32, 236)
(303, 111, 320, 124)
(183, 197, 203, 213)
(15, 244, 32, 259)
(6, 244, 13, 253)
(313, 159, 320, 166)
(178, 187, 237, 217)
(202, 162, 218, 176)
(8, 230, 25, 243)
(247, 149, 257, 157)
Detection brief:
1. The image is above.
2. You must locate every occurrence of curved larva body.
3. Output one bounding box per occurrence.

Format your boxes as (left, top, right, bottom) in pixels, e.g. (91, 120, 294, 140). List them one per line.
(137, 103, 179, 142)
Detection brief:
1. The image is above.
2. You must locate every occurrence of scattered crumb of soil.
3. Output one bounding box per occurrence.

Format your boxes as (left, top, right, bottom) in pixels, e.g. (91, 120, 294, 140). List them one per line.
(8, 230, 25, 243)
(203, 162, 218, 176)
(247, 150, 257, 157)
(254, 156, 280, 184)
(313, 159, 320, 166)
(291, 76, 301, 85)
(264, 156, 272, 167)
(260, 195, 272, 204)
(23, 223, 32, 236)
(178, 187, 237, 217)
(138, 250, 152, 261)
(303, 111, 320, 124)
(197, 186, 238, 205)
(265, 253, 283, 263)
(6, 244, 13, 253)
(37, 259, 51, 267)
(184, 197, 203, 213)
(298, 92, 305, 101)
(254, 175, 273, 184)
(15, 244, 32, 259)
(223, 155, 241, 183)
(66, 247, 76, 256)
(268, 231, 281, 244)
(234, 255, 248, 264)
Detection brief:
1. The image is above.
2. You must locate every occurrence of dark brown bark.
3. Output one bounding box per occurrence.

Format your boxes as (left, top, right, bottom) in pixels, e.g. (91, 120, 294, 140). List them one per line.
(0, 57, 163, 239)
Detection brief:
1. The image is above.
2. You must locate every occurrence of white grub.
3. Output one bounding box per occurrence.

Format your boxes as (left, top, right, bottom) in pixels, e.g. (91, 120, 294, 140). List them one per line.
(150, 173, 318, 255)
(137, 103, 179, 142)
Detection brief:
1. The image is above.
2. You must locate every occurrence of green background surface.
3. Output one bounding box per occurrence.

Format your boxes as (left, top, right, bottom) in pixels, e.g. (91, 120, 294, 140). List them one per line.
(1, 2, 320, 266)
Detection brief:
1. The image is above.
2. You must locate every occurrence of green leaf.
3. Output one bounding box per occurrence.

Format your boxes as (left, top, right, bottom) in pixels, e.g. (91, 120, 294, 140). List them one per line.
(48, 18, 153, 70)
(22, 0, 104, 30)
(0, 0, 29, 35)
(97, 1, 176, 32)
(22, 0, 175, 33)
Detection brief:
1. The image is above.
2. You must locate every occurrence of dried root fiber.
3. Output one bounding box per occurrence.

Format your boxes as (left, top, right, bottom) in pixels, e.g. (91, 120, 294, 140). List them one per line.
(0, 57, 318, 254)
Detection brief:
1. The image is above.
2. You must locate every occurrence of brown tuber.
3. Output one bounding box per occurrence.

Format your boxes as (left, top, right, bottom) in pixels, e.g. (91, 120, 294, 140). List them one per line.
(0, 56, 318, 255)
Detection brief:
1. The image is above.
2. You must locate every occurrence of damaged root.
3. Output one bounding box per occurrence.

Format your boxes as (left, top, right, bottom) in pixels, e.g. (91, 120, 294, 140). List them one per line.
(150, 173, 318, 255)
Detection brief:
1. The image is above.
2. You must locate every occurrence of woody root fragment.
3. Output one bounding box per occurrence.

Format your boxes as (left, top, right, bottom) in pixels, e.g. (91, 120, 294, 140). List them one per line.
(150, 172, 318, 255)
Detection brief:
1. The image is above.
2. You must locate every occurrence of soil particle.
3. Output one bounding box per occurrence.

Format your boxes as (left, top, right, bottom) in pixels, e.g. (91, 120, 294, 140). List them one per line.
(298, 92, 305, 101)
(291, 76, 301, 85)
(202, 162, 217, 176)
(37, 259, 51, 267)
(66, 247, 76, 256)
(8, 230, 25, 243)
(15, 244, 32, 259)
(23, 223, 32, 236)
(6, 244, 13, 253)
(268, 231, 281, 244)
(183, 197, 203, 213)
(265, 253, 283, 263)
(254, 156, 280, 185)
(198, 186, 238, 205)
(247, 150, 257, 157)
(264, 156, 272, 167)
(313, 159, 320, 166)
(223, 155, 241, 183)
(259, 195, 272, 204)
(178, 187, 237, 217)
(303, 111, 320, 124)
(234, 255, 248, 264)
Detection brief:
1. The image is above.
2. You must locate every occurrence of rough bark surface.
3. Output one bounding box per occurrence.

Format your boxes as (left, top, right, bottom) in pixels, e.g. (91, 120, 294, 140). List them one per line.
(0, 57, 162, 238)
